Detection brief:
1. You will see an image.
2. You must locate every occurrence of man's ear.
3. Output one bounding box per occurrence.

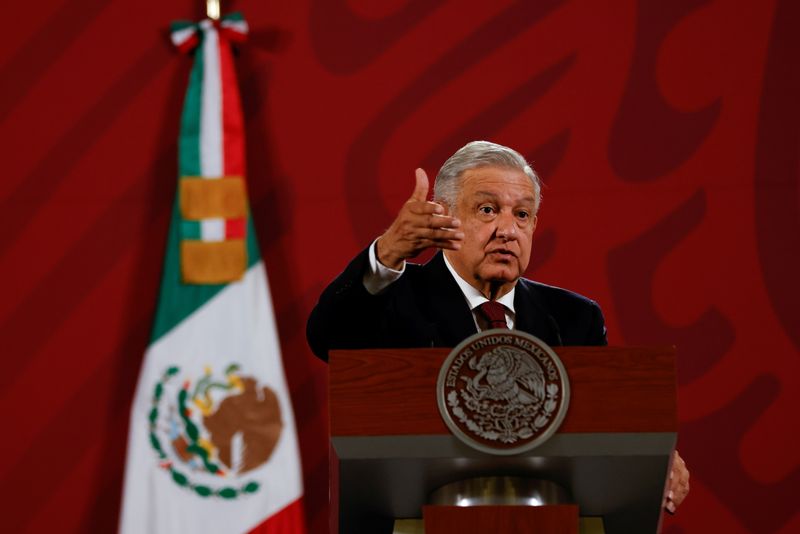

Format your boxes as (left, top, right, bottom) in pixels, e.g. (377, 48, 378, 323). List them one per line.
(532, 215, 538, 233)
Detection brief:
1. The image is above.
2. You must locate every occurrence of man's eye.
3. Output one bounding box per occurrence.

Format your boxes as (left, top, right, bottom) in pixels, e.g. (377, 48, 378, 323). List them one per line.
(517, 211, 530, 219)
(479, 206, 495, 215)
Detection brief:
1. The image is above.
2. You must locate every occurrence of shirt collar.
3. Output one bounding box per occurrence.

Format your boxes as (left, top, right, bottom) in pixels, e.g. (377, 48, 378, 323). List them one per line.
(442, 253, 516, 313)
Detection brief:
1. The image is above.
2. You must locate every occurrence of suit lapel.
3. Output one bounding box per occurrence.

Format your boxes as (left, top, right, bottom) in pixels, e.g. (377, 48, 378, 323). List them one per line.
(514, 280, 559, 345)
(421, 253, 478, 347)
(420, 255, 559, 347)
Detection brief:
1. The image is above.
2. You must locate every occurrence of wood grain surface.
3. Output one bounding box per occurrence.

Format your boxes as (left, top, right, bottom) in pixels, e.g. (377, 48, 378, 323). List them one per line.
(330, 346, 677, 436)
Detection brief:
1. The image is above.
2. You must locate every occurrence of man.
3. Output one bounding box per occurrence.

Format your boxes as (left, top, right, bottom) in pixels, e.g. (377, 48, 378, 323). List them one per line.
(307, 141, 606, 358)
(306, 140, 688, 512)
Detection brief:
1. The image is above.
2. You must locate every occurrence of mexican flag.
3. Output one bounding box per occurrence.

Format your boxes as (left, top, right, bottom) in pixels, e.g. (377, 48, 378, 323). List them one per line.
(119, 13, 305, 534)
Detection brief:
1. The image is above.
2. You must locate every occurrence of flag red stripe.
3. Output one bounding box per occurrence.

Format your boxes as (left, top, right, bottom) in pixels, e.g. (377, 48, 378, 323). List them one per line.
(176, 34, 199, 54)
(247, 498, 307, 534)
(225, 217, 246, 239)
(218, 31, 245, 176)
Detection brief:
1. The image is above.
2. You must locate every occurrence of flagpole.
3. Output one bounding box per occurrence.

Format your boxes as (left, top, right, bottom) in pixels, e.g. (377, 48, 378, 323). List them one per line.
(206, 0, 220, 20)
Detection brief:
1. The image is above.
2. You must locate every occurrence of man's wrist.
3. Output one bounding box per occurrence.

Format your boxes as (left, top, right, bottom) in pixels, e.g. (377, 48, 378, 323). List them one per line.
(376, 237, 404, 270)
(364, 239, 404, 295)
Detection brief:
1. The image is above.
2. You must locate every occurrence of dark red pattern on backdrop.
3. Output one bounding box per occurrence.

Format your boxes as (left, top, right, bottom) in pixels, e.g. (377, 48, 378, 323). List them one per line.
(1, 1, 797, 534)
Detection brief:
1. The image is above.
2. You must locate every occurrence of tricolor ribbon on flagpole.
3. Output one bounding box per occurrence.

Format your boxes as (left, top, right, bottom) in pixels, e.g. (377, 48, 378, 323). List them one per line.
(170, 13, 250, 284)
(171, 14, 248, 53)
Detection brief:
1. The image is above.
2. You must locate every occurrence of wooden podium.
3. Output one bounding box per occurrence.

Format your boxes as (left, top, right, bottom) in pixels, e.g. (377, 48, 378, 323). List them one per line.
(329, 346, 677, 534)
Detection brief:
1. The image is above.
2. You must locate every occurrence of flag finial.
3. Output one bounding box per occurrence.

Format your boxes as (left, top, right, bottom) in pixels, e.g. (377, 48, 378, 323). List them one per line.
(207, 0, 220, 20)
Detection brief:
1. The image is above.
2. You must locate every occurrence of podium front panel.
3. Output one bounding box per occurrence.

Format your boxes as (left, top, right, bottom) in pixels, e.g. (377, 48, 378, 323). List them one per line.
(330, 346, 677, 534)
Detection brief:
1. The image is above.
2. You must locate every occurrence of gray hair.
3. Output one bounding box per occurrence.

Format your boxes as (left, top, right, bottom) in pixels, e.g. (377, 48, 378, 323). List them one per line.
(433, 140, 541, 214)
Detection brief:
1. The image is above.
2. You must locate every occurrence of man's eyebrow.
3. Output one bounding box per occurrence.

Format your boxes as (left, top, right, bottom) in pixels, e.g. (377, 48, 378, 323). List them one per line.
(473, 191, 536, 204)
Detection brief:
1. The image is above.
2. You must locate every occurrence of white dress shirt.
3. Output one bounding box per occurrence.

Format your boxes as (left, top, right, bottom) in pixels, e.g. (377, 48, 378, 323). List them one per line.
(363, 241, 515, 330)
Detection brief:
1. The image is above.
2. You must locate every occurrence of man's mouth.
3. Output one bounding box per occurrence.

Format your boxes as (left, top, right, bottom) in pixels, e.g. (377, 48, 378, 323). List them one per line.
(487, 248, 517, 259)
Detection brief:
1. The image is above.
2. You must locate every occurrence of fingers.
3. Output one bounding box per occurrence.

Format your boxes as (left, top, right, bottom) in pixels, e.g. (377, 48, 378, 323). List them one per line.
(405, 201, 460, 229)
(408, 200, 444, 215)
(664, 450, 690, 514)
(673, 451, 689, 494)
(422, 213, 461, 230)
(403, 234, 463, 252)
(399, 218, 464, 248)
(377, 168, 462, 267)
(407, 168, 448, 219)
(420, 227, 464, 245)
(411, 168, 430, 202)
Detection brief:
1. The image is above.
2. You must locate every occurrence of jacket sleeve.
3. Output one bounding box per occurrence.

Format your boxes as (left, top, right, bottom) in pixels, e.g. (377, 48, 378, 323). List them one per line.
(306, 246, 396, 361)
(585, 299, 608, 346)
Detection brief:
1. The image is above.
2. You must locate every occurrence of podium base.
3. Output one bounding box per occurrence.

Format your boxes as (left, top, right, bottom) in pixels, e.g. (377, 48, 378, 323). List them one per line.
(393, 516, 605, 534)
(429, 477, 570, 507)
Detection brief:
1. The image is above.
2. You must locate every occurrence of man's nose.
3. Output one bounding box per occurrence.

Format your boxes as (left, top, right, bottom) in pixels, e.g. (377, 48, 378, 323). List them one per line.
(495, 212, 518, 240)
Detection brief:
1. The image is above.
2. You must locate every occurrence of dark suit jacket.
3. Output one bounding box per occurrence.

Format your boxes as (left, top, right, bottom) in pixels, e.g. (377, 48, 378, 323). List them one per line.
(307, 247, 607, 361)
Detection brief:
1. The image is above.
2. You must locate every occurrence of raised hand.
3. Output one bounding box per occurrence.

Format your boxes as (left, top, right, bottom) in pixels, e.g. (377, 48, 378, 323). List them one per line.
(376, 168, 464, 270)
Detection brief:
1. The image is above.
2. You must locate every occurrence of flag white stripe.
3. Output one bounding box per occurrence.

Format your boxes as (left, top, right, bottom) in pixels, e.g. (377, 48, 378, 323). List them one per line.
(119, 262, 303, 534)
(220, 20, 249, 34)
(171, 26, 197, 47)
(199, 21, 223, 178)
(200, 218, 225, 241)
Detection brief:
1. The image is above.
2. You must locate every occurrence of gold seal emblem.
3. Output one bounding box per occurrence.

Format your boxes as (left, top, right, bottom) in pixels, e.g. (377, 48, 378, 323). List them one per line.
(437, 330, 570, 455)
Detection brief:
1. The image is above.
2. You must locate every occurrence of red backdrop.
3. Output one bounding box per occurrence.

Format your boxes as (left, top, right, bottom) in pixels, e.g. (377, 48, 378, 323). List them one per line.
(1, 0, 798, 532)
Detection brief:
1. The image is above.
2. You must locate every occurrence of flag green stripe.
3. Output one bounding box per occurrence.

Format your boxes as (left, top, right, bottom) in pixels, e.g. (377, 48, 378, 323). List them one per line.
(150, 200, 261, 344)
(181, 220, 201, 239)
(171, 20, 195, 32)
(178, 36, 203, 177)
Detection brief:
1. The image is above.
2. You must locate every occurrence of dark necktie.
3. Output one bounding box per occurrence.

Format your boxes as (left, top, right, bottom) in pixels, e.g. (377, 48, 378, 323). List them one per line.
(477, 301, 508, 330)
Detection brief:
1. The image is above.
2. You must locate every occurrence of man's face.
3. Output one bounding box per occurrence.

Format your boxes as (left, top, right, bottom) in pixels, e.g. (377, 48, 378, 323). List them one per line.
(444, 166, 538, 297)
